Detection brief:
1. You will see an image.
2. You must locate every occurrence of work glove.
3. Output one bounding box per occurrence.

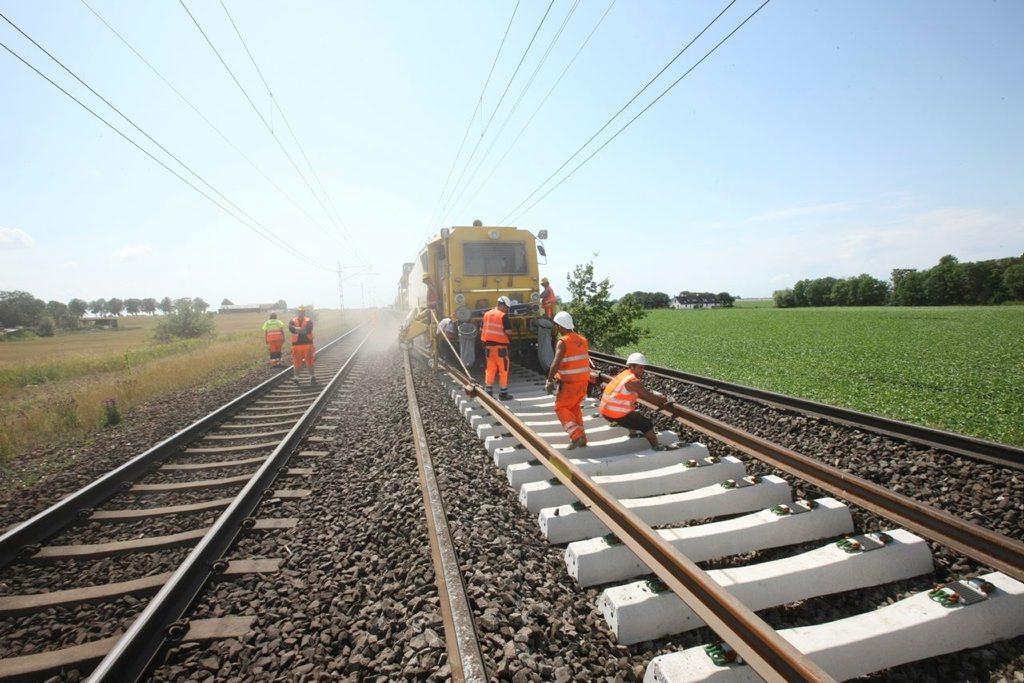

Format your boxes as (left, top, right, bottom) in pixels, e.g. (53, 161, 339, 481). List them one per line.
(545, 380, 555, 395)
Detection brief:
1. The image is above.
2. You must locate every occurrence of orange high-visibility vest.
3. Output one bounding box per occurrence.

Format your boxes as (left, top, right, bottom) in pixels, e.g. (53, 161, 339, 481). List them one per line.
(541, 285, 556, 307)
(290, 317, 313, 345)
(600, 369, 638, 419)
(480, 307, 510, 345)
(556, 331, 590, 383)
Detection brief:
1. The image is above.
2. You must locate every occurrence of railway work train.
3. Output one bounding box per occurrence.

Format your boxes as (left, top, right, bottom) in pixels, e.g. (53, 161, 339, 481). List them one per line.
(399, 221, 555, 370)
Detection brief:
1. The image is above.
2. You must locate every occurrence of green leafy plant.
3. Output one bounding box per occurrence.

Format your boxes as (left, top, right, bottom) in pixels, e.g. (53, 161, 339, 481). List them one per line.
(565, 260, 647, 352)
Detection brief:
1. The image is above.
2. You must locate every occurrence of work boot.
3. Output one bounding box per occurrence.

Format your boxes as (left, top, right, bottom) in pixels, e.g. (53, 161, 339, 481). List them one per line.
(309, 375, 318, 387)
(567, 436, 587, 450)
(498, 390, 514, 401)
(485, 387, 494, 397)
(292, 376, 301, 386)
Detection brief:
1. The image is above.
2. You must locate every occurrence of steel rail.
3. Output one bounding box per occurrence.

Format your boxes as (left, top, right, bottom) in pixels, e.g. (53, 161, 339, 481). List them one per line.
(403, 350, 487, 682)
(592, 369, 1024, 583)
(589, 350, 1024, 470)
(89, 327, 374, 681)
(422, 350, 835, 683)
(0, 327, 361, 570)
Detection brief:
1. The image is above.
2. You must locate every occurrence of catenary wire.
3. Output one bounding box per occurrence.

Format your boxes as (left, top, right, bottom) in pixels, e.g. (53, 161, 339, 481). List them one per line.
(439, 0, 581, 227)
(459, 0, 617, 216)
(0, 37, 333, 271)
(77, 0, 340, 248)
(217, 0, 365, 263)
(507, 0, 772, 223)
(178, 0, 356, 253)
(424, 0, 521, 236)
(499, 0, 739, 224)
(433, 0, 557, 230)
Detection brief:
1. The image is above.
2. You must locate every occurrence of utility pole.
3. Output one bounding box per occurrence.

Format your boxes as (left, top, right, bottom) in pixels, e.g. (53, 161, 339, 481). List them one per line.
(337, 261, 344, 310)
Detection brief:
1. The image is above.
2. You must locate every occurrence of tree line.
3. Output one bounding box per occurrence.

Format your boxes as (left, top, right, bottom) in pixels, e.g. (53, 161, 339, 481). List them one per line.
(622, 290, 736, 309)
(0, 291, 213, 336)
(772, 254, 1024, 308)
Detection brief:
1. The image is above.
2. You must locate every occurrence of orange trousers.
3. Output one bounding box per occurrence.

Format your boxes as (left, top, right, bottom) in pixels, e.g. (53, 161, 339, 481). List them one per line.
(484, 345, 509, 389)
(555, 380, 588, 441)
(291, 343, 315, 369)
(266, 332, 284, 364)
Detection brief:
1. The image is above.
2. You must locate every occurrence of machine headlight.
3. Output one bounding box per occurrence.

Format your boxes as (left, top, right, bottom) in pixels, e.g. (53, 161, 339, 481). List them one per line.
(455, 306, 471, 322)
(530, 292, 540, 303)
(455, 293, 466, 305)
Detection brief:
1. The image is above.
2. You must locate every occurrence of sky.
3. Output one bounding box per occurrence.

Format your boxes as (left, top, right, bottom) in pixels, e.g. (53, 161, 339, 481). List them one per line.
(1, 0, 1022, 307)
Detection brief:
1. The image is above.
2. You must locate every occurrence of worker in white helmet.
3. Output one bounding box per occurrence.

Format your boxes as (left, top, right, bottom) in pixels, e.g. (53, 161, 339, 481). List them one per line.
(480, 295, 514, 399)
(599, 352, 673, 450)
(545, 311, 591, 449)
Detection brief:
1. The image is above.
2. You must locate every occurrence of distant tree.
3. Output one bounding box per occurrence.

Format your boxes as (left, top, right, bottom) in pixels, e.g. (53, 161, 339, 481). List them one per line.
(125, 298, 142, 315)
(565, 261, 647, 352)
(154, 299, 215, 341)
(158, 297, 174, 315)
(67, 298, 88, 319)
(623, 291, 672, 309)
(221, 298, 234, 306)
(1004, 264, 1024, 300)
(0, 291, 47, 328)
(173, 297, 192, 311)
(772, 289, 796, 308)
(891, 269, 926, 306)
(105, 298, 125, 317)
(46, 300, 78, 330)
(141, 298, 158, 315)
(274, 299, 287, 311)
(36, 316, 56, 337)
(716, 292, 736, 307)
(192, 297, 210, 313)
(88, 298, 107, 316)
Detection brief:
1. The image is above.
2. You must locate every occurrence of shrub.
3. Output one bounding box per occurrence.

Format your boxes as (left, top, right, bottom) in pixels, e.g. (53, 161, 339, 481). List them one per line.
(565, 261, 647, 352)
(102, 398, 121, 426)
(154, 302, 215, 341)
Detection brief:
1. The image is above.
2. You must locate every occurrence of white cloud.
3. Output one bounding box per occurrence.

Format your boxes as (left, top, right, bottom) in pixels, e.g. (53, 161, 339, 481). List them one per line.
(0, 227, 34, 250)
(747, 201, 855, 223)
(112, 245, 156, 262)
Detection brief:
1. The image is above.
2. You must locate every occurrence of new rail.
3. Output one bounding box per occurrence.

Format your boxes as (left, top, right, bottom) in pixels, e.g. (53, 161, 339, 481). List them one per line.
(589, 350, 1024, 470)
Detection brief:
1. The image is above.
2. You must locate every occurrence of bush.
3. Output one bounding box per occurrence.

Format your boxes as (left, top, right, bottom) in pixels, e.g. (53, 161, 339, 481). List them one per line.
(772, 289, 797, 308)
(565, 261, 647, 352)
(36, 317, 55, 337)
(1004, 264, 1024, 300)
(154, 303, 215, 341)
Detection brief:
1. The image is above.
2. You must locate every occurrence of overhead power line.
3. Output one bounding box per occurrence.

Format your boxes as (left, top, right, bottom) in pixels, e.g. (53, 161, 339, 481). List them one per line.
(77, 0, 340, 248)
(0, 33, 333, 271)
(216, 0, 364, 263)
(433, 0, 557, 231)
(505, 0, 772, 224)
(178, 0, 360, 257)
(424, 0, 522, 236)
(499, 0, 740, 224)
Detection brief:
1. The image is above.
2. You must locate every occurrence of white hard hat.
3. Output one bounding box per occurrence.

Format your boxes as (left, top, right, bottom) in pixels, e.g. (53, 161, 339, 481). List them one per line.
(497, 296, 512, 307)
(626, 352, 648, 366)
(553, 310, 574, 330)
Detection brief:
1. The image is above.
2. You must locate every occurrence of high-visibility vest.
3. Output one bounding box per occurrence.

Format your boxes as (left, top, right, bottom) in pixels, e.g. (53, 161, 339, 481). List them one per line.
(600, 369, 638, 419)
(290, 317, 313, 345)
(263, 319, 285, 342)
(556, 332, 590, 383)
(480, 307, 509, 345)
(541, 285, 556, 307)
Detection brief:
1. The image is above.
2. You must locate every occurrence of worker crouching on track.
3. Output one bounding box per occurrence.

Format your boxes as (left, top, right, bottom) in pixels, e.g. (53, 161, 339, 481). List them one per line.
(481, 296, 514, 400)
(289, 306, 316, 387)
(545, 311, 590, 450)
(261, 311, 286, 366)
(599, 352, 674, 451)
(540, 277, 556, 318)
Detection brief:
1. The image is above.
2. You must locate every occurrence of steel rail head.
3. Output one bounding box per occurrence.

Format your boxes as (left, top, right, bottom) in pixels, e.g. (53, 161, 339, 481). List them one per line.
(427, 355, 836, 683)
(591, 370, 1024, 583)
(402, 350, 488, 682)
(588, 350, 1024, 470)
(87, 328, 375, 682)
(0, 327, 361, 570)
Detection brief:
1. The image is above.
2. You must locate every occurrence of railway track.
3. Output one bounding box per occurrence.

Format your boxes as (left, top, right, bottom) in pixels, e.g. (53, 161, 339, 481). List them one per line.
(413, 350, 1024, 681)
(589, 350, 1024, 471)
(0, 326, 371, 681)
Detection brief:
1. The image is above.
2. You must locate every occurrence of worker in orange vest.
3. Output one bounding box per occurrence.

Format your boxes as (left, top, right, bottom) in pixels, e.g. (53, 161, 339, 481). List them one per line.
(480, 296, 514, 399)
(540, 277, 556, 318)
(545, 311, 591, 450)
(599, 352, 674, 450)
(289, 306, 316, 386)
(261, 311, 286, 366)
(422, 272, 439, 316)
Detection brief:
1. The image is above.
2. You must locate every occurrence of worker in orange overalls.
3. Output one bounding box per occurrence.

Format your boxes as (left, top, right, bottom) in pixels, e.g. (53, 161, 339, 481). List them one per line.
(289, 306, 316, 386)
(540, 277, 556, 318)
(480, 296, 514, 400)
(422, 272, 439, 317)
(261, 311, 286, 366)
(545, 311, 591, 450)
(600, 352, 674, 450)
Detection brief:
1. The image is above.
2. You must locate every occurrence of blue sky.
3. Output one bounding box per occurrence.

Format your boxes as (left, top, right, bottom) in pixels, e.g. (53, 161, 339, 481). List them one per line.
(1, 0, 1022, 307)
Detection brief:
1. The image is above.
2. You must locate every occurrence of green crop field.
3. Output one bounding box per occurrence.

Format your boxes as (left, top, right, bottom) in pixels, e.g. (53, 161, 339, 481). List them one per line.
(619, 306, 1024, 447)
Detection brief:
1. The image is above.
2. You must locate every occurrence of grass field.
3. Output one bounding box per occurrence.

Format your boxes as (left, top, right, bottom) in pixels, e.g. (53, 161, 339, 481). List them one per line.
(0, 311, 352, 482)
(618, 306, 1024, 447)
